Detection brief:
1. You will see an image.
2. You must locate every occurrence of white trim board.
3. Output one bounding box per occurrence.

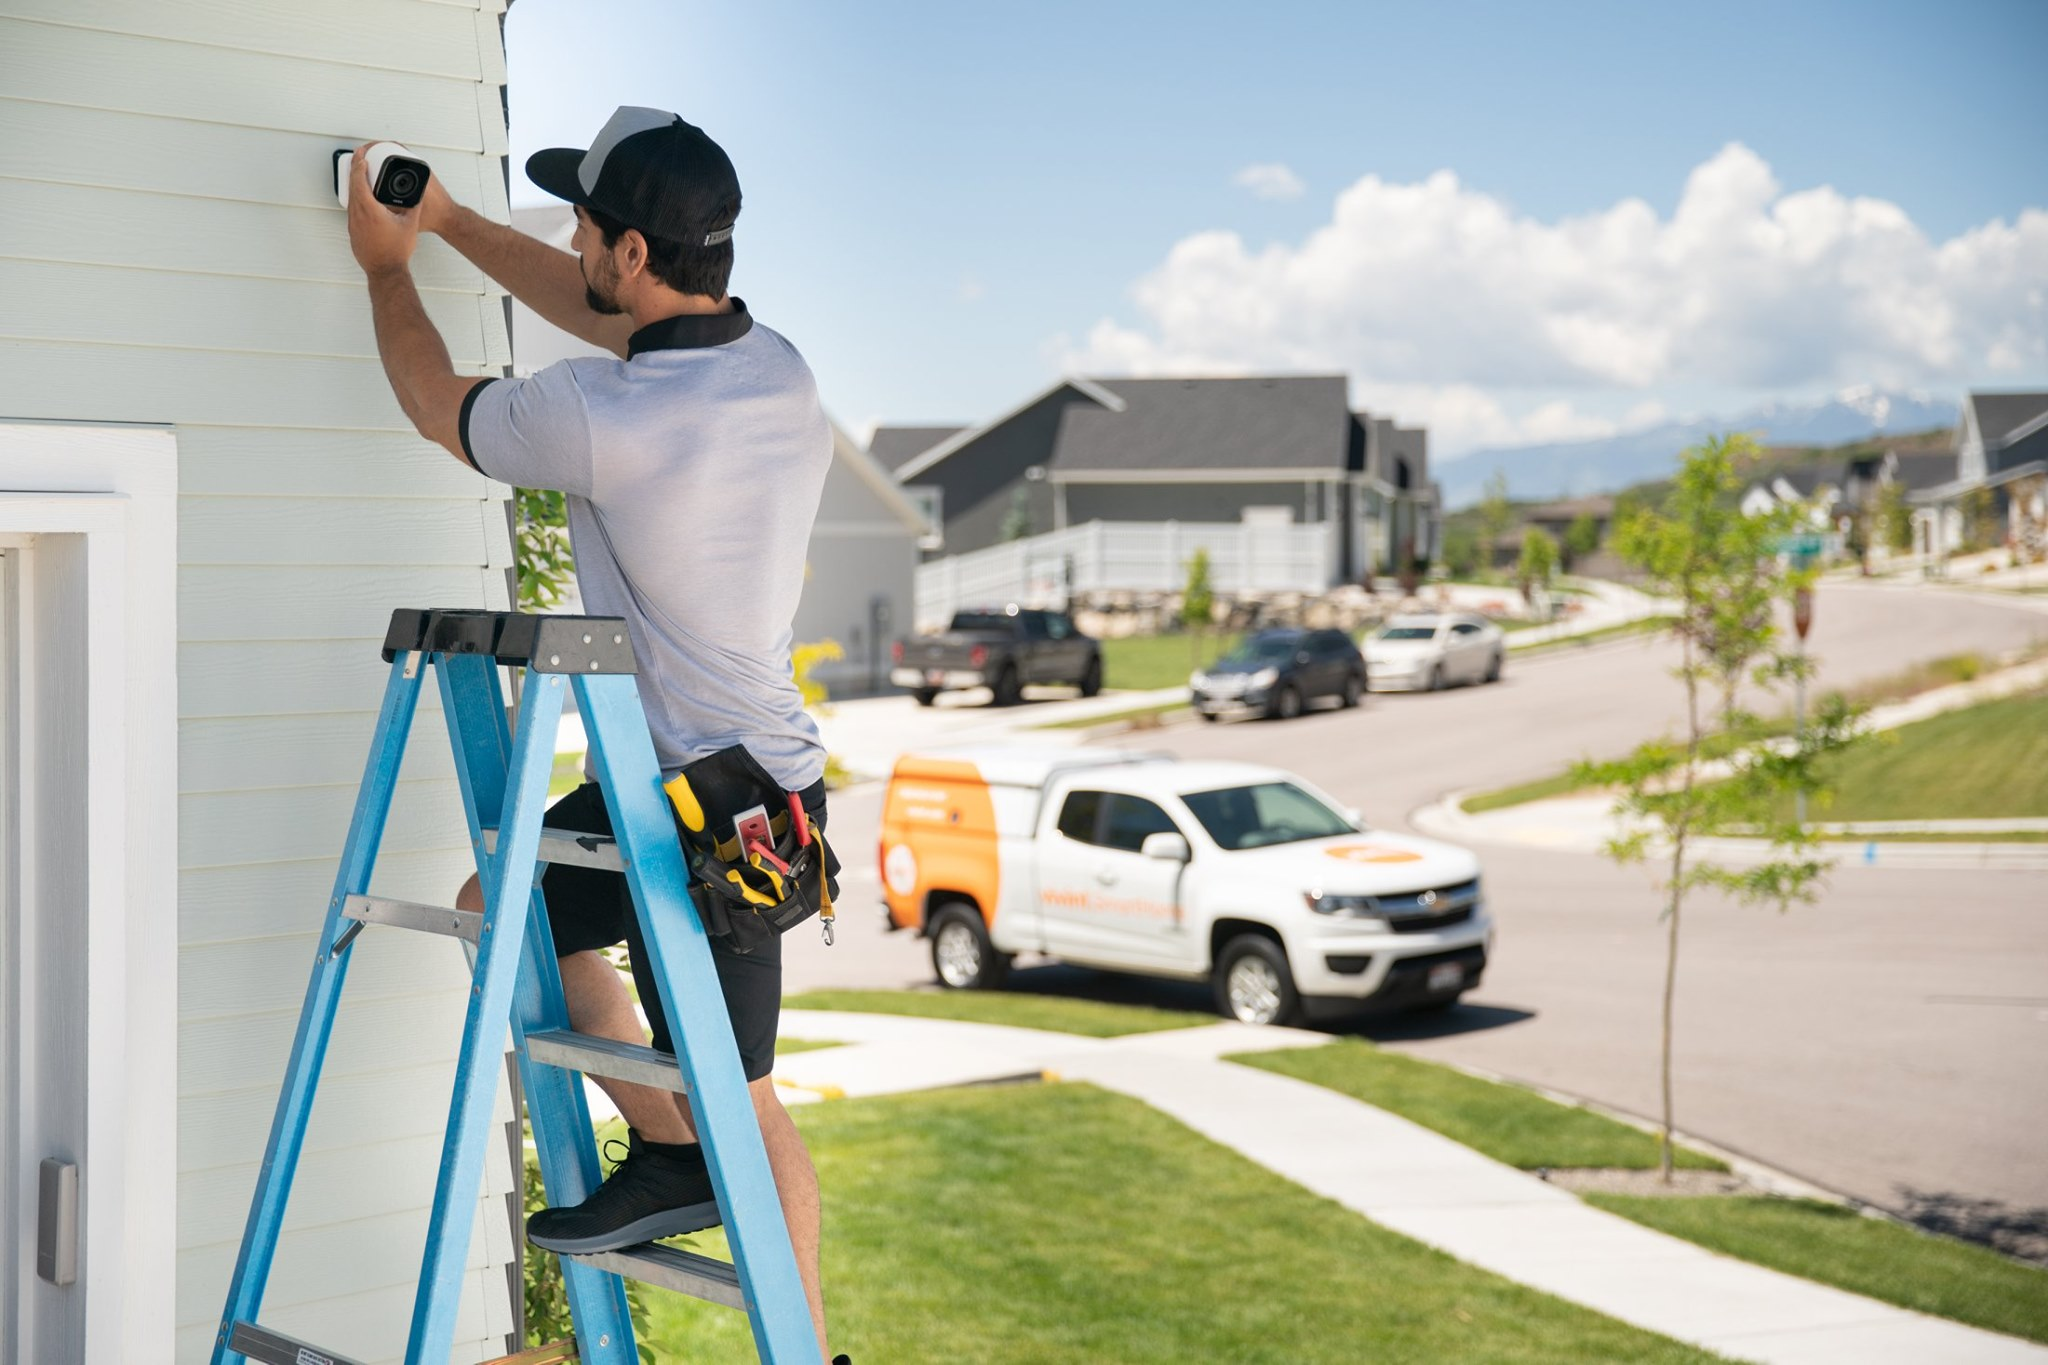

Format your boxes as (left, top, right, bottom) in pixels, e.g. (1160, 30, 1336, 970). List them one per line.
(0, 424, 177, 1365)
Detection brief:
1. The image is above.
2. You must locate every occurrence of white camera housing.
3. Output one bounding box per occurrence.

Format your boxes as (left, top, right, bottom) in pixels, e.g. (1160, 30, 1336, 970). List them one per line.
(333, 142, 431, 211)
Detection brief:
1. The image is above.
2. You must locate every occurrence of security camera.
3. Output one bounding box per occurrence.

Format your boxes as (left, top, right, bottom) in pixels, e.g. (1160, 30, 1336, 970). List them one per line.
(334, 142, 431, 211)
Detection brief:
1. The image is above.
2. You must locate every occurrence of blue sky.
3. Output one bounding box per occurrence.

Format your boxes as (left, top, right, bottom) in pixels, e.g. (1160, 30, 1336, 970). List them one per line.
(503, 0, 2048, 456)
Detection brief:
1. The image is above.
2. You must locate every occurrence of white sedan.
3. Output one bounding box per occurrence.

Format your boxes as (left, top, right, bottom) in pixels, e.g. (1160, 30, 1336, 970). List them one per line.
(1362, 613, 1506, 692)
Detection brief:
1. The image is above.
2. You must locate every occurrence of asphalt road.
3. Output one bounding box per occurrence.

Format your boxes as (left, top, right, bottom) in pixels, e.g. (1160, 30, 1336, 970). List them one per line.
(785, 582, 2048, 1242)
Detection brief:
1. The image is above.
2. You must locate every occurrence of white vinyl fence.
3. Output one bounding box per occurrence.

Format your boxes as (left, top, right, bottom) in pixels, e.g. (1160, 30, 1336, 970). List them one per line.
(915, 519, 1333, 629)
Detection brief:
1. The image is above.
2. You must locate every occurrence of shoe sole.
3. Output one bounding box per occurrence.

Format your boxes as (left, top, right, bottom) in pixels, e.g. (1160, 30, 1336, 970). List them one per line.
(526, 1199, 723, 1255)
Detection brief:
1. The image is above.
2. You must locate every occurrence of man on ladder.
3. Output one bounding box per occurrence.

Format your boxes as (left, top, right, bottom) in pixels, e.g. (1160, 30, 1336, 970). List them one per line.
(346, 106, 842, 1359)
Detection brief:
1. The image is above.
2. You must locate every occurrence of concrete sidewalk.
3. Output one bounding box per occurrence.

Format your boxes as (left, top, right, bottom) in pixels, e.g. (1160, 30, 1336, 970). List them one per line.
(755, 1011, 2048, 1365)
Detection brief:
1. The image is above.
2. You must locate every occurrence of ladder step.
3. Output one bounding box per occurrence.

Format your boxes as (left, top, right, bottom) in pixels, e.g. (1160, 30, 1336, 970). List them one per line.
(341, 894, 481, 943)
(524, 1029, 690, 1094)
(483, 826, 625, 873)
(568, 1242, 744, 1311)
(227, 1321, 366, 1365)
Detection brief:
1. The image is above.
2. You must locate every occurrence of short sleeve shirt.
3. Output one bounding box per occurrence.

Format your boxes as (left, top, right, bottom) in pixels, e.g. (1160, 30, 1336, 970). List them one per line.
(460, 300, 832, 789)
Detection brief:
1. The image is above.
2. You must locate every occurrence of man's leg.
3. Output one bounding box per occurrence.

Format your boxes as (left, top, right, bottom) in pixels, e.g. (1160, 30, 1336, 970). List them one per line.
(747, 1076, 827, 1358)
(458, 874, 693, 1143)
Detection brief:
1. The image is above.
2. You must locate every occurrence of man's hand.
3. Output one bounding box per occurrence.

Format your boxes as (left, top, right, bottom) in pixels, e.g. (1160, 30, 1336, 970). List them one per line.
(412, 160, 459, 238)
(346, 142, 419, 276)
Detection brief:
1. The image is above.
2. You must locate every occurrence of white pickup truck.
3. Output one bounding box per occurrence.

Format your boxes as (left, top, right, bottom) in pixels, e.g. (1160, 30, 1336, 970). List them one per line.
(878, 746, 1491, 1025)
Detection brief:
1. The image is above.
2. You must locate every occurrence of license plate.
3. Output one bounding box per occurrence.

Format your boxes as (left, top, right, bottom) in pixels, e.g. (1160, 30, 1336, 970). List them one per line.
(926, 670, 944, 684)
(1427, 963, 1463, 992)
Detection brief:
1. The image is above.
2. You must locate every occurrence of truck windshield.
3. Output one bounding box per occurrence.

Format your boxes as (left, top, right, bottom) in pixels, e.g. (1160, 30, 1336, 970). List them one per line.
(1180, 782, 1357, 850)
(949, 612, 1016, 632)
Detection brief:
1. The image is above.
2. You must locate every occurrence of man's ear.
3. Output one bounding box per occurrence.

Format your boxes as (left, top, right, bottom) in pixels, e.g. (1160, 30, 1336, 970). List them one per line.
(620, 227, 649, 280)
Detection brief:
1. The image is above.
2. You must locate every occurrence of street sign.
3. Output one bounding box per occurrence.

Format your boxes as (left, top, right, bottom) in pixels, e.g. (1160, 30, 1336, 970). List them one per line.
(1792, 586, 1813, 640)
(1777, 532, 1828, 564)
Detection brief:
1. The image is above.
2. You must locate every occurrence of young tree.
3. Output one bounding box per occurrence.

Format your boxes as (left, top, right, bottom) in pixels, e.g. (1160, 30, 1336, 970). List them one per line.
(1517, 526, 1559, 608)
(1575, 434, 1860, 1181)
(1182, 547, 1215, 667)
(1442, 525, 1480, 579)
(1564, 512, 1601, 570)
(514, 486, 576, 610)
(1478, 470, 1513, 578)
(1879, 480, 1914, 555)
(1000, 485, 1034, 542)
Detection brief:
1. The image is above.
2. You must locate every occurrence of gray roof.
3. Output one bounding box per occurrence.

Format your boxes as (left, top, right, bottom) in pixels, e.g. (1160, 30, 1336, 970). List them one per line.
(869, 425, 966, 471)
(1049, 375, 1351, 474)
(1969, 392, 2048, 447)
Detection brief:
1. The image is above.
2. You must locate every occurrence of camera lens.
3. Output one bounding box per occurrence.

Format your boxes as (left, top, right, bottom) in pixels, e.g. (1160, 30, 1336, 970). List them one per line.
(388, 169, 419, 198)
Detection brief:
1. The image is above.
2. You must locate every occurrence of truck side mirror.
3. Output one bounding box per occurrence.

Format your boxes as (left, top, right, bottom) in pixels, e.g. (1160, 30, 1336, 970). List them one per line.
(1141, 832, 1190, 862)
(1343, 806, 1363, 829)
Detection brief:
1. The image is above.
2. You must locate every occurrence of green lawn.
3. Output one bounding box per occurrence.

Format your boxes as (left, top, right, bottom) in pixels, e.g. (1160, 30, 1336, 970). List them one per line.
(634, 1083, 1722, 1363)
(1031, 699, 1192, 731)
(1096, 631, 1242, 690)
(1777, 688, 2048, 821)
(1234, 1040, 1725, 1172)
(1586, 1195, 2048, 1346)
(773, 1037, 841, 1056)
(1508, 614, 1676, 654)
(784, 988, 1215, 1037)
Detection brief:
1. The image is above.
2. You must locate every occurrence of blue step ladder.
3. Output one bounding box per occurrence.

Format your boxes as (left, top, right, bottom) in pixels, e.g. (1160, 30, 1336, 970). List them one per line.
(212, 608, 821, 1365)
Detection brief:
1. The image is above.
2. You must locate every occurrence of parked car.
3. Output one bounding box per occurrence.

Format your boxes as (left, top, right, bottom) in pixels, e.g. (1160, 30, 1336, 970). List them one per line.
(891, 606, 1103, 706)
(1191, 628, 1366, 721)
(879, 747, 1491, 1025)
(1362, 613, 1505, 691)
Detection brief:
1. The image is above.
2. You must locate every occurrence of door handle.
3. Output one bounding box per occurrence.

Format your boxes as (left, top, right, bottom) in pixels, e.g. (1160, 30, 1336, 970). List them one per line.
(1095, 869, 1118, 886)
(39, 1158, 77, 1287)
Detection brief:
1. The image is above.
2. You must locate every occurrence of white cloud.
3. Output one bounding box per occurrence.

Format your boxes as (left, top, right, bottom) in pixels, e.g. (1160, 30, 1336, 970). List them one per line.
(958, 275, 986, 304)
(1233, 162, 1306, 201)
(1070, 144, 2048, 452)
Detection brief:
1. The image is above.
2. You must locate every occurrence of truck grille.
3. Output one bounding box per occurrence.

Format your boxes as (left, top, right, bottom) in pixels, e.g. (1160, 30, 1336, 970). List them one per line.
(1371, 878, 1479, 933)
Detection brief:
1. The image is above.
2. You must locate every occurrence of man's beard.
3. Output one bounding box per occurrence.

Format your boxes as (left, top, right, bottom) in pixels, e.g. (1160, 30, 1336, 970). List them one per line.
(582, 255, 625, 316)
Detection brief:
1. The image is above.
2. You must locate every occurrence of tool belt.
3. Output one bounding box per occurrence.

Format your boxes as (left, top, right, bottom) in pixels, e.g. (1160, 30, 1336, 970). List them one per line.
(662, 745, 839, 955)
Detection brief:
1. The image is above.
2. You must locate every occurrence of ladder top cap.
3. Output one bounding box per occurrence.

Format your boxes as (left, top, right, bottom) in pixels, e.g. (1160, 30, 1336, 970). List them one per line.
(382, 608, 638, 674)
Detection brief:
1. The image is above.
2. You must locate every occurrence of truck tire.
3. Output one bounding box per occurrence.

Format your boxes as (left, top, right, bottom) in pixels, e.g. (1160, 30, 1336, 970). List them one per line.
(991, 664, 1023, 708)
(1079, 656, 1103, 698)
(912, 687, 939, 707)
(930, 903, 1009, 990)
(1212, 934, 1301, 1026)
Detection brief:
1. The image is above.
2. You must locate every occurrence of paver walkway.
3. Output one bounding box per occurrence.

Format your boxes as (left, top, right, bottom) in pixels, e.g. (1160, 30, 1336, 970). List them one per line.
(750, 1010, 2048, 1365)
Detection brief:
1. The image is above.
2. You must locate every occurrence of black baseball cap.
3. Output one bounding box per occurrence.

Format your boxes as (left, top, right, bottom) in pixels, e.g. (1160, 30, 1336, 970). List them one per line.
(527, 106, 740, 247)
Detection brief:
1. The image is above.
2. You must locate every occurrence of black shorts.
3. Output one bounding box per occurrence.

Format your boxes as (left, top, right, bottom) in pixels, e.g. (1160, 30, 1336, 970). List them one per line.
(540, 777, 827, 1083)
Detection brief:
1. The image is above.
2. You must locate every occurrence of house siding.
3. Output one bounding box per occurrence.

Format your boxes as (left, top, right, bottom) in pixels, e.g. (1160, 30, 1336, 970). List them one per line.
(904, 384, 1103, 556)
(0, 3, 519, 1362)
(800, 447, 920, 696)
(1060, 480, 1322, 525)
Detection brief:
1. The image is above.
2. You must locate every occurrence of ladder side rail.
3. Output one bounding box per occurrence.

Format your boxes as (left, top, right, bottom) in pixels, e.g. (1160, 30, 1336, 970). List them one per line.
(575, 674, 822, 1365)
(403, 664, 568, 1363)
(433, 653, 636, 1363)
(214, 655, 428, 1364)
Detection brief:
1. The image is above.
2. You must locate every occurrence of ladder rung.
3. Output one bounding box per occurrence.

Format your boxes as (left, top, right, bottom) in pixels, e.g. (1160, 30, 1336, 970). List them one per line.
(227, 1321, 367, 1365)
(483, 827, 625, 873)
(524, 1029, 689, 1094)
(341, 894, 482, 943)
(480, 1339, 577, 1365)
(569, 1242, 744, 1311)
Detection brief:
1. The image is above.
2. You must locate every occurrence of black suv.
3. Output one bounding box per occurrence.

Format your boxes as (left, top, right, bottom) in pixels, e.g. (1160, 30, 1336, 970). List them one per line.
(1191, 628, 1367, 721)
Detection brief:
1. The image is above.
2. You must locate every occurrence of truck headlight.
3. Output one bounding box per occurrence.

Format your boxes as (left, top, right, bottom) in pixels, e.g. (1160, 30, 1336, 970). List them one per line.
(1304, 892, 1377, 917)
(1250, 667, 1279, 688)
(1190, 671, 1208, 688)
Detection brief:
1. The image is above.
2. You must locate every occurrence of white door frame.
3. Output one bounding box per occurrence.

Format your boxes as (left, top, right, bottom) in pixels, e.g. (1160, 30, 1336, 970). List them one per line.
(0, 423, 177, 1365)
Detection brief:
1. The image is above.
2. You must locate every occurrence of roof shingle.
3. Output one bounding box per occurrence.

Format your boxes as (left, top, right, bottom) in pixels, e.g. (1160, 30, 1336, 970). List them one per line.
(1049, 375, 1350, 474)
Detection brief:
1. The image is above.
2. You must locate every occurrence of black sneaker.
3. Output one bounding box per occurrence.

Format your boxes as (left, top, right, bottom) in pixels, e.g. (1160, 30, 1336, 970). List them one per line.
(526, 1129, 722, 1254)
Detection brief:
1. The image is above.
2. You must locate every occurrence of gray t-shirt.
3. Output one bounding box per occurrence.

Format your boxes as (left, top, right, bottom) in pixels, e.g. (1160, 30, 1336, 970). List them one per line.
(460, 301, 831, 789)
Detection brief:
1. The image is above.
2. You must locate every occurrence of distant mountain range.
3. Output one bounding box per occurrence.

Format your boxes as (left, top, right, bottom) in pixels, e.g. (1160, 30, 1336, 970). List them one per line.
(1437, 389, 1959, 508)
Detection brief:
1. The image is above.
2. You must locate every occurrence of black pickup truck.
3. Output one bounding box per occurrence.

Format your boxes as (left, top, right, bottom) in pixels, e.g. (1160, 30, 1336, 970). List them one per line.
(891, 607, 1104, 706)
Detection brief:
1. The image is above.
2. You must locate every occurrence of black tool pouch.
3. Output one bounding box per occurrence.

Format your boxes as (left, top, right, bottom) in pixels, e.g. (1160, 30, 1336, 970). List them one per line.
(663, 744, 840, 956)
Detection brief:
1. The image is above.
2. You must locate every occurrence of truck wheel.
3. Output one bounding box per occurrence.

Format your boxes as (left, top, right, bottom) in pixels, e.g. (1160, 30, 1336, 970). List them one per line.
(1079, 656, 1103, 698)
(991, 664, 1023, 707)
(912, 688, 939, 707)
(1212, 935, 1301, 1026)
(930, 903, 1009, 990)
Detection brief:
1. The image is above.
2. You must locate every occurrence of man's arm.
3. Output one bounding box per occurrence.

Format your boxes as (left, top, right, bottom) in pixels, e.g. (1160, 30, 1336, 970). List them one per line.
(345, 145, 487, 466)
(418, 175, 634, 360)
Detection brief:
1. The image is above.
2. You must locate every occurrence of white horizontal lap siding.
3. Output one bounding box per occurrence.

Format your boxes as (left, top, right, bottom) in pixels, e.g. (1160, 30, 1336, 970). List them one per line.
(0, 6, 521, 1360)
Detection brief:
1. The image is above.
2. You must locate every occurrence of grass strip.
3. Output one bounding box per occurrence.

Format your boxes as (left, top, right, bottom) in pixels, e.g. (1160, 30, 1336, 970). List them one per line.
(1032, 699, 1191, 731)
(773, 1038, 841, 1056)
(784, 987, 1214, 1037)
(1507, 614, 1676, 655)
(1817, 830, 2048, 844)
(1771, 688, 2048, 822)
(634, 1083, 1722, 1363)
(1096, 631, 1242, 690)
(1234, 1040, 1725, 1172)
(1586, 1194, 2048, 1346)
